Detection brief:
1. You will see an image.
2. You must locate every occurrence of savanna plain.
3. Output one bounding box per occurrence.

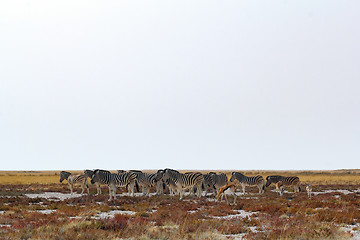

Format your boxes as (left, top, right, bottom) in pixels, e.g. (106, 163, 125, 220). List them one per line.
(0, 170, 359, 240)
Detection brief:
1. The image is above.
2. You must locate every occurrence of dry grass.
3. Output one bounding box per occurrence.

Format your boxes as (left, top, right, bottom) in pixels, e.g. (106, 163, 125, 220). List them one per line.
(0, 170, 359, 185)
(0, 181, 359, 239)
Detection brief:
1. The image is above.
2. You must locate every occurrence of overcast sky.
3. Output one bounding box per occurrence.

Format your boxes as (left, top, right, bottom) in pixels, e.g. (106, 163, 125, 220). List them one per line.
(1, 0, 359, 170)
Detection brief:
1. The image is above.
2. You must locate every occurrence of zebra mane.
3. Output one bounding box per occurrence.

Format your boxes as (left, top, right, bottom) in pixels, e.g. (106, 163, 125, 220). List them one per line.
(208, 172, 217, 175)
(165, 168, 179, 173)
(94, 169, 111, 175)
(129, 170, 143, 173)
(233, 172, 245, 177)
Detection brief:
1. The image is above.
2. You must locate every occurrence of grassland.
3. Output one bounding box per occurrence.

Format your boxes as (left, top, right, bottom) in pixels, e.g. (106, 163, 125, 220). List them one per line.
(1, 169, 359, 185)
(0, 170, 359, 239)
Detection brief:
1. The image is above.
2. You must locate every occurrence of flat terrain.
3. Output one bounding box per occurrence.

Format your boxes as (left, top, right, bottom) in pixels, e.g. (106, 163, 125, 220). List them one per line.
(0, 170, 359, 239)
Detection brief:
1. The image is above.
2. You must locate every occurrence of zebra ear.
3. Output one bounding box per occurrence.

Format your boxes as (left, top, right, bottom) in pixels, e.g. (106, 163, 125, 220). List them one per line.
(231, 172, 235, 175)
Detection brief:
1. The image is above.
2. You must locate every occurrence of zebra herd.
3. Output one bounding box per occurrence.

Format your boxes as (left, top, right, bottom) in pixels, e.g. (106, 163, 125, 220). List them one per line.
(59, 170, 310, 202)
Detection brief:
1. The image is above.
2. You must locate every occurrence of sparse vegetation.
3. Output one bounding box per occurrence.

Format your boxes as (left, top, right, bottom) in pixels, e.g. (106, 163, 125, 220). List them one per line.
(0, 170, 359, 239)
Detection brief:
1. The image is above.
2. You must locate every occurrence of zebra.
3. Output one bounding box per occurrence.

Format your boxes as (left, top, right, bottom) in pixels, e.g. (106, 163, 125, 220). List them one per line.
(59, 171, 89, 195)
(84, 169, 105, 194)
(164, 178, 178, 196)
(202, 173, 217, 196)
(129, 170, 164, 196)
(209, 172, 228, 196)
(162, 168, 204, 200)
(90, 169, 137, 201)
(265, 175, 301, 194)
(230, 172, 265, 194)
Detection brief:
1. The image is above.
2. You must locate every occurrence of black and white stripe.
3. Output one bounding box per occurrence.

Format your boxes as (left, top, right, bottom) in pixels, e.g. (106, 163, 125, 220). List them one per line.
(129, 170, 164, 196)
(90, 169, 137, 200)
(84, 170, 103, 194)
(209, 172, 228, 195)
(164, 177, 178, 196)
(202, 173, 216, 196)
(162, 168, 204, 200)
(60, 171, 89, 195)
(265, 175, 301, 193)
(230, 172, 265, 194)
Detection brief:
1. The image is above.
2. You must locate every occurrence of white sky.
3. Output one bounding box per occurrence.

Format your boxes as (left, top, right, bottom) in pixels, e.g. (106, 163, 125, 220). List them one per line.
(0, 0, 359, 170)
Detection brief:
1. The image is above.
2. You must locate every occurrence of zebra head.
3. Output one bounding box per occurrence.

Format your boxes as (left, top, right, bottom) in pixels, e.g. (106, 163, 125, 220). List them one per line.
(60, 171, 71, 183)
(230, 172, 246, 182)
(265, 176, 280, 187)
(90, 169, 104, 184)
(163, 169, 178, 183)
(230, 172, 235, 182)
(155, 170, 164, 180)
(84, 170, 94, 178)
(265, 176, 272, 187)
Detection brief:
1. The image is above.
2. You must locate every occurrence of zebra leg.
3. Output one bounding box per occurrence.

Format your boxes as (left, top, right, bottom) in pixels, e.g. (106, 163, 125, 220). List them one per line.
(69, 183, 73, 195)
(179, 190, 184, 200)
(146, 185, 151, 196)
(96, 183, 101, 195)
(129, 182, 135, 197)
(113, 185, 117, 200)
(80, 184, 85, 194)
(108, 185, 114, 201)
(108, 186, 112, 200)
(197, 184, 202, 198)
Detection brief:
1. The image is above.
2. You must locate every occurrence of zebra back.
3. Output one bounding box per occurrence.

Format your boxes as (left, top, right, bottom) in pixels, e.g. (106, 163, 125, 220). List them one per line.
(230, 172, 264, 186)
(68, 174, 87, 185)
(163, 169, 204, 189)
(111, 172, 137, 187)
(266, 175, 300, 187)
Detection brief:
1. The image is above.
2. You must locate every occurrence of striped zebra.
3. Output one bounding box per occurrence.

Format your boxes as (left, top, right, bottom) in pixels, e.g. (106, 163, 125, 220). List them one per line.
(90, 169, 137, 201)
(84, 169, 105, 195)
(230, 172, 265, 194)
(209, 172, 228, 195)
(202, 173, 216, 196)
(59, 171, 89, 195)
(265, 175, 301, 194)
(164, 178, 178, 196)
(162, 169, 204, 200)
(129, 170, 164, 196)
